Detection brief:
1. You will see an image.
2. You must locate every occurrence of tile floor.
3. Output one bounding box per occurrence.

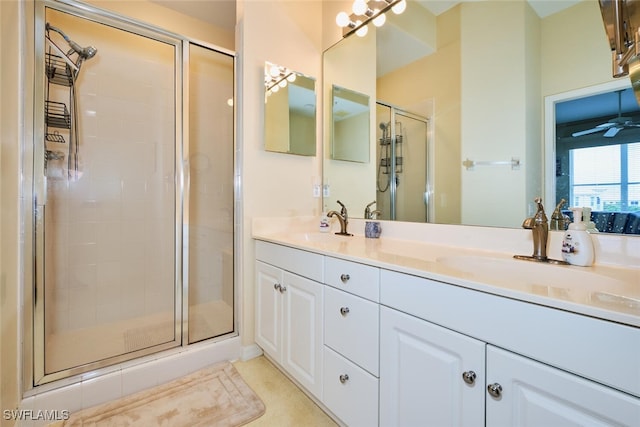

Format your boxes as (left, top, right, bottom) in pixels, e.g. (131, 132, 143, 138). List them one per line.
(234, 356, 338, 426)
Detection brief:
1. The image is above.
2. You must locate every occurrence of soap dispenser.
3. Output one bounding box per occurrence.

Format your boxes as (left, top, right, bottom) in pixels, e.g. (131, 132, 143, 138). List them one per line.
(582, 207, 598, 233)
(319, 206, 330, 233)
(561, 207, 595, 266)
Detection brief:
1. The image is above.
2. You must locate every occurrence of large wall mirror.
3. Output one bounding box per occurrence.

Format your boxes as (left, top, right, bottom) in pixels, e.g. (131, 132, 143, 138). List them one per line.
(265, 61, 316, 156)
(322, 0, 640, 235)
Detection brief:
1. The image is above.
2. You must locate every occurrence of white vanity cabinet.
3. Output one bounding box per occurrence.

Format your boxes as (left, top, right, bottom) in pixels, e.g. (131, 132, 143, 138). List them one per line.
(486, 345, 640, 427)
(322, 257, 380, 427)
(380, 269, 640, 427)
(254, 241, 324, 398)
(253, 239, 640, 426)
(379, 306, 485, 427)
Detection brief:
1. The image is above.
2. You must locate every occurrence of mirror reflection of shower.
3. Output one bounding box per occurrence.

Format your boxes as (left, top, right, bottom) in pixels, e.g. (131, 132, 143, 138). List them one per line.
(376, 103, 429, 222)
(44, 22, 97, 180)
(377, 120, 404, 193)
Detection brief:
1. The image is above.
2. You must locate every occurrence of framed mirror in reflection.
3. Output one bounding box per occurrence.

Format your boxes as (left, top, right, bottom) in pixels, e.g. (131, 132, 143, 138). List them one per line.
(331, 85, 370, 162)
(322, 0, 639, 235)
(264, 61, 316, 156)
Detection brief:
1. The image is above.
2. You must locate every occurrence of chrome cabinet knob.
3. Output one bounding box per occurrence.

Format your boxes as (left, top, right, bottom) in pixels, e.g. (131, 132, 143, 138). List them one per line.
(279, 285, 287, 293)
(273, 283, 281, 291)
(462, 370, 476, 385)
(339, 374, 349, 384)
(340, 307, 350, 316)
(487, 383, 503, 398)
(340, 273, 350, 283)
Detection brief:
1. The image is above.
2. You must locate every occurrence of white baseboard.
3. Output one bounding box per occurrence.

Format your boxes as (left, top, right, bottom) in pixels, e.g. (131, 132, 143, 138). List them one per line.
(240, 343, 263, 361)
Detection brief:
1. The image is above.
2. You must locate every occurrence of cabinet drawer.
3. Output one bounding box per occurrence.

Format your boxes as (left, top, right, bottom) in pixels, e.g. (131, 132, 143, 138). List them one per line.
(255, 240, 323, 282)
(324, 286, 379, 376)
(323, 346, 379, 427)
(324, 256, 379, 302)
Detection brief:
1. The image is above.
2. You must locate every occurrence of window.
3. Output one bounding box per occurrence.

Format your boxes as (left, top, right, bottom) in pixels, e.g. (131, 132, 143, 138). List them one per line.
(570, 142, 640, 212)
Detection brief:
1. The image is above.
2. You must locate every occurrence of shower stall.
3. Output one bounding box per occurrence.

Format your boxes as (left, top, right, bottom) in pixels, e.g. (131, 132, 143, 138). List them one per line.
(28, 1, 236, 387)
(376, 102, 430, 222)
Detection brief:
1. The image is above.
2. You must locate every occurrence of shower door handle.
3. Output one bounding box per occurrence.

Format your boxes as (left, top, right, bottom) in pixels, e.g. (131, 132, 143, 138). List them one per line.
(34, 204, 46, 306)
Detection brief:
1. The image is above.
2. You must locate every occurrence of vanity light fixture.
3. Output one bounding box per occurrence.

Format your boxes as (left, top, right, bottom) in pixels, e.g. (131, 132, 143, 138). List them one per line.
(264, 62, 296, 96)
(336, 0, 407, 38)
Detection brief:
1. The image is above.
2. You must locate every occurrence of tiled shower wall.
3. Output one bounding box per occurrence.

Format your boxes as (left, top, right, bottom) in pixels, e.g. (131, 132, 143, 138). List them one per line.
(44, 10, 176, 337)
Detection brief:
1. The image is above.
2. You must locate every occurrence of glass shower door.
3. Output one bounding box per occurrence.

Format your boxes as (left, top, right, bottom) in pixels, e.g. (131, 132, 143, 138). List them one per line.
(186, 43, 235, 343)
(37, 8, 180, 382)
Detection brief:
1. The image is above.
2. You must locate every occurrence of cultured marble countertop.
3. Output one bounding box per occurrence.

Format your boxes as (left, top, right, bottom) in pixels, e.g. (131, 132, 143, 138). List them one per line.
(252, 217, 640, 328)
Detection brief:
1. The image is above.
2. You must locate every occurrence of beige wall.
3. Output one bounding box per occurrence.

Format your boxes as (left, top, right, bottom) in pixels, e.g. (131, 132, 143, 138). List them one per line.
(88, 0, 234, 51)
(238, 0, 323, 349)
(1, 0, 22, 422)
(461, 1, 536, 228)
(377, 6, 462, 224)
(323, 27, 377, 217)
(541, 0, 613, 98)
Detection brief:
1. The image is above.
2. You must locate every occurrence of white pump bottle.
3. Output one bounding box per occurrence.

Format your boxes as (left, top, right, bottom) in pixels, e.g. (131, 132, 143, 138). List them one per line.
(561, 207, 595, 266)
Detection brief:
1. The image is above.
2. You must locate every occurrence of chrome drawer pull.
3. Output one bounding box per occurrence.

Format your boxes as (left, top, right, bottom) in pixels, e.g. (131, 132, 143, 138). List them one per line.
(339, 374, 349, 384)
(340, 307, 350, 316)
(340, 273, 350, 283)
(462, 370, 476, 385)
(487, 383, 503, 398)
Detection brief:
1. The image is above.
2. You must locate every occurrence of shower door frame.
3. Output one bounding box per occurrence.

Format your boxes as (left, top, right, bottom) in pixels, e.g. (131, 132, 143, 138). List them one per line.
(376, 102, 430, 222)
(26, 0, 238, 390)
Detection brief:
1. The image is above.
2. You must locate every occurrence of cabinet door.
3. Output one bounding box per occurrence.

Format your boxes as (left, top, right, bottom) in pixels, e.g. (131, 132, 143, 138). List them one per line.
(281, 271, 324, 398)
(380, 306, 485, 427)
(486, 345, 640, 427)
(255, 261, 282, 359)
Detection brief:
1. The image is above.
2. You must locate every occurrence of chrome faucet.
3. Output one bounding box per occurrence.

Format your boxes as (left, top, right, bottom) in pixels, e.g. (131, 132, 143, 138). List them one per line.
(523, 197, 549, 261)
(327, 200, 353, 236)
(364, 201, 381, 219)
(514, 197, 567, 264)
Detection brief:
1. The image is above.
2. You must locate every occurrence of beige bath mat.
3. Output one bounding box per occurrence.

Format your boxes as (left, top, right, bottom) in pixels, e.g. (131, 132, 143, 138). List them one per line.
(62, 362, 265, 426)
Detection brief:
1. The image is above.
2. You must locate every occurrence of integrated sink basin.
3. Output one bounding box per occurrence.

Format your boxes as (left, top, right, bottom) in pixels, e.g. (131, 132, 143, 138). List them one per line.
(289, 232, 352, 243)
(435, 255, 628, 292)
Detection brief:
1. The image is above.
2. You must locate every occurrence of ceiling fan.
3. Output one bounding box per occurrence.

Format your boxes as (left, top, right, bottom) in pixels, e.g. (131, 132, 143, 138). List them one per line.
(571, 90, 640, 138)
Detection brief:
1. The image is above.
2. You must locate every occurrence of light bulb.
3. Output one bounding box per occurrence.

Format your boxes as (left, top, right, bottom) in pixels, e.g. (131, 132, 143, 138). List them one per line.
(356, 22, 368, 37)
(271, 85, 279, 93)
(352, 0, 367, 15)
(336, 11, 350, 28)
(392, 0, 406, 14)
(372, 11, 386, 27)
(279, 79, 287, 88)
(286, 73, 297, 82)
(269, 64, 280, 77)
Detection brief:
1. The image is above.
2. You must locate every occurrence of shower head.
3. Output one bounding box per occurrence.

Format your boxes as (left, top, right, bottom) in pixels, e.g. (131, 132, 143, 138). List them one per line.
(46, 23, 97, 61)
(68, 40, 98, 60)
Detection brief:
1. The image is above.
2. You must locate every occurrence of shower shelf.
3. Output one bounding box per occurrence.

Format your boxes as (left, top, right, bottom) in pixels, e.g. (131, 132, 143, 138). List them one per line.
(379, 135, 403, 145)
(45, 53, 74, 87)
(45, 101, 71, 129)
(45, 131, 66, 144)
